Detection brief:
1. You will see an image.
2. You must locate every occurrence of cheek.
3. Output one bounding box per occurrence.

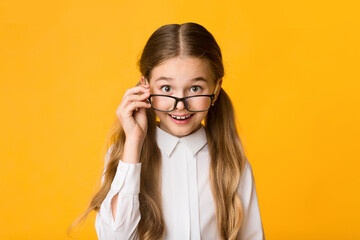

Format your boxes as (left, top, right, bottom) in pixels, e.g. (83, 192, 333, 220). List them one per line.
(194, 111, 208, 121)
(155, 111, 168, 120)
(150, 85, 157, 94)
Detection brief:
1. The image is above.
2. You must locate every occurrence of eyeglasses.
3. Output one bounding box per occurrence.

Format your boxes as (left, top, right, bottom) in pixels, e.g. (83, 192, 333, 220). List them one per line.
(147, 81, 219, 112)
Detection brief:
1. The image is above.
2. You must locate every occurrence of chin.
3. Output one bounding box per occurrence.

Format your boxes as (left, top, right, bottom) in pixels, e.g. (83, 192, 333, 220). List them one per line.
(162, 122, 202, 138)
(171, 128, 194, 137)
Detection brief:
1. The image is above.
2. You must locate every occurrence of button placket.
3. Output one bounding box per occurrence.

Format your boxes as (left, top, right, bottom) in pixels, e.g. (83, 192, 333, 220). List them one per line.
(187, 150, 201, 239)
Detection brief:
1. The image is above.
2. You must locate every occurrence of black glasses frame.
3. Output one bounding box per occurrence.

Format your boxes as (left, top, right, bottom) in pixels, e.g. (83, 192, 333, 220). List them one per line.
(147, 94, 215, 112)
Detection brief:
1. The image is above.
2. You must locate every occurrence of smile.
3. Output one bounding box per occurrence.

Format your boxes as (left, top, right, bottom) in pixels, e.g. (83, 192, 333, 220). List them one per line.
(169, 114, 193, 120)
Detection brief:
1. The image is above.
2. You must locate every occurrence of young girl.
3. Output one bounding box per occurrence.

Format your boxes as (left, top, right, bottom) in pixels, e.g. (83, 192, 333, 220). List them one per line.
(73, 22, 264, 240)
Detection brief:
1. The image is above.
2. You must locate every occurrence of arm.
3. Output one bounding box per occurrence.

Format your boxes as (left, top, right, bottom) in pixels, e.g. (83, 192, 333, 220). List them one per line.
(237, 158, 265, 240)
(95, 79, 150, 239)
(95, 142, 142, 240)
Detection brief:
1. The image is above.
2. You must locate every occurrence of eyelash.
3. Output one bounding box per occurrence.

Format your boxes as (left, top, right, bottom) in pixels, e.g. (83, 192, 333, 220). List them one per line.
(159, 85, 203, 93)
(190, 86, 202, 92)
(161, 85, 173, 93)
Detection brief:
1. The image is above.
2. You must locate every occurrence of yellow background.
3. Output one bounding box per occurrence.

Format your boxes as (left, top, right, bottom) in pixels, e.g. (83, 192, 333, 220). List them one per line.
(1, 0, 359, 239)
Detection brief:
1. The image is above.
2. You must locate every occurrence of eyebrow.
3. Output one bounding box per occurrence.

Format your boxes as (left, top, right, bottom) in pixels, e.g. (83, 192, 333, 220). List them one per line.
(154, 76, 208, 82)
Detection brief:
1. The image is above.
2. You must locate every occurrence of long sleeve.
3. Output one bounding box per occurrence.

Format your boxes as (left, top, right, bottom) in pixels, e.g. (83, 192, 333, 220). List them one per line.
(95, 145, 142, 240)
(237, 159, 265, 240)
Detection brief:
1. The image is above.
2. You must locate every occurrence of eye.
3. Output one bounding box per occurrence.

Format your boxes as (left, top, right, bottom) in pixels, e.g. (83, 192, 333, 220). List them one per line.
(161, 85, 172, 93)
(190, 86, 202, 93)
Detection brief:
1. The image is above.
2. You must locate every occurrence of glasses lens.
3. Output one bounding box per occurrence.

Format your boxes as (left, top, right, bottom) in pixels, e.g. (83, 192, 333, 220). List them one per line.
(185, 96, 212, 112)
(150, 95, 212, 112)
(150, 96, 176, 111)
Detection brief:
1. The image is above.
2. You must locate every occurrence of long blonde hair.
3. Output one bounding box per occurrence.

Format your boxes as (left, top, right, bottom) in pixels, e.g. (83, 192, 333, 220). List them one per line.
(68, 22, 246, 240)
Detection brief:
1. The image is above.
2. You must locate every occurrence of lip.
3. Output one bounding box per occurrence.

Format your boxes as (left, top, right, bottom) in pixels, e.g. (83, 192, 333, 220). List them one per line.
(168, 113, 194, 124)
(170, 114, 192, 117)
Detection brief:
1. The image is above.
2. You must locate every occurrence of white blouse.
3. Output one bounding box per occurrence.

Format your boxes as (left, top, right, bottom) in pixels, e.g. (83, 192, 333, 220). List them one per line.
(95, 125, 265, 240)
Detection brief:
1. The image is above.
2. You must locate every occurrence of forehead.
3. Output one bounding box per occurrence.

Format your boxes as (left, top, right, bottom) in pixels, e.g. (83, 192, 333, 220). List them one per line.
(149, 57, 215, 85)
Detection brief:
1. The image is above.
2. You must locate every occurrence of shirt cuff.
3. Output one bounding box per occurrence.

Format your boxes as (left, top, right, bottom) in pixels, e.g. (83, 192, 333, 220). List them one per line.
(110, 160, 142, 194)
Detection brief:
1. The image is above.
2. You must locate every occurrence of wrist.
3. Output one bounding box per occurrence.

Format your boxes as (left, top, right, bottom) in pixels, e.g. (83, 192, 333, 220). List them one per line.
(125, 137, 144, 149)
(122, 139, 143, 164)
(123, 128, 147, 147)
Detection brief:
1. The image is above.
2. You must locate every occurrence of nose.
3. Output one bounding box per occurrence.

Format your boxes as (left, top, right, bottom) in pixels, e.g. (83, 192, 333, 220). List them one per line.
(175, 99, 186, 110)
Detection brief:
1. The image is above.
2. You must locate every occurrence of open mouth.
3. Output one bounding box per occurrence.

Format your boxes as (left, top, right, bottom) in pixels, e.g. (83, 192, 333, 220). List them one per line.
(169, 114, 194, 120)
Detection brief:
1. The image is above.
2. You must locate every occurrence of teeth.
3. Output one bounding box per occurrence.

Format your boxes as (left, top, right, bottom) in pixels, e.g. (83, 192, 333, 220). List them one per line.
(170, 114, 192, 120)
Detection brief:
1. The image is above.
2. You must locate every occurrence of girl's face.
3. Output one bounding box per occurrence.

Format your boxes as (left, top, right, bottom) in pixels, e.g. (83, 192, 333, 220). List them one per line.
(147, 56, 221, 137)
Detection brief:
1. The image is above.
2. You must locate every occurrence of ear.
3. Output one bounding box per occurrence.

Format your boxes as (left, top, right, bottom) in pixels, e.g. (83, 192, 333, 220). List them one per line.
(141, 75, 149, 85)
(140, 76, 145, 85)
(212, 78, 223, 104)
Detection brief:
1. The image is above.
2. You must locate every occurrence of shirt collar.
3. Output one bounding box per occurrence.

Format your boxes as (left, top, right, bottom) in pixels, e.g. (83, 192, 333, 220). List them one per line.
(156, 124, 208, 157)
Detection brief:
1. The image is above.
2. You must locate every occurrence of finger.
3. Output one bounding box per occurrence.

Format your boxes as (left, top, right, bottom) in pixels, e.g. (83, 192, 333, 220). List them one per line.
(123, 91, 150, 105)
(117, 95, 149, 117)
(121, 94, 150, 113)
(123, 85, 150, 99)
(117, 85, 150, 116)
(116, 100, 150, 121)
(122, 89, 150, 104)
(126, 101, 151, 114)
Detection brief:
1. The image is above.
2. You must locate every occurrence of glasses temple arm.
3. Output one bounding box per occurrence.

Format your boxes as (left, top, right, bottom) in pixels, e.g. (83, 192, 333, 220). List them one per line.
(213, 81, 220, 95)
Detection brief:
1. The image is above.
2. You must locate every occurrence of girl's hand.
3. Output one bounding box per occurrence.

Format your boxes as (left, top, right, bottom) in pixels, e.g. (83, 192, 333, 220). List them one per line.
(116, 77, 151, 144)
